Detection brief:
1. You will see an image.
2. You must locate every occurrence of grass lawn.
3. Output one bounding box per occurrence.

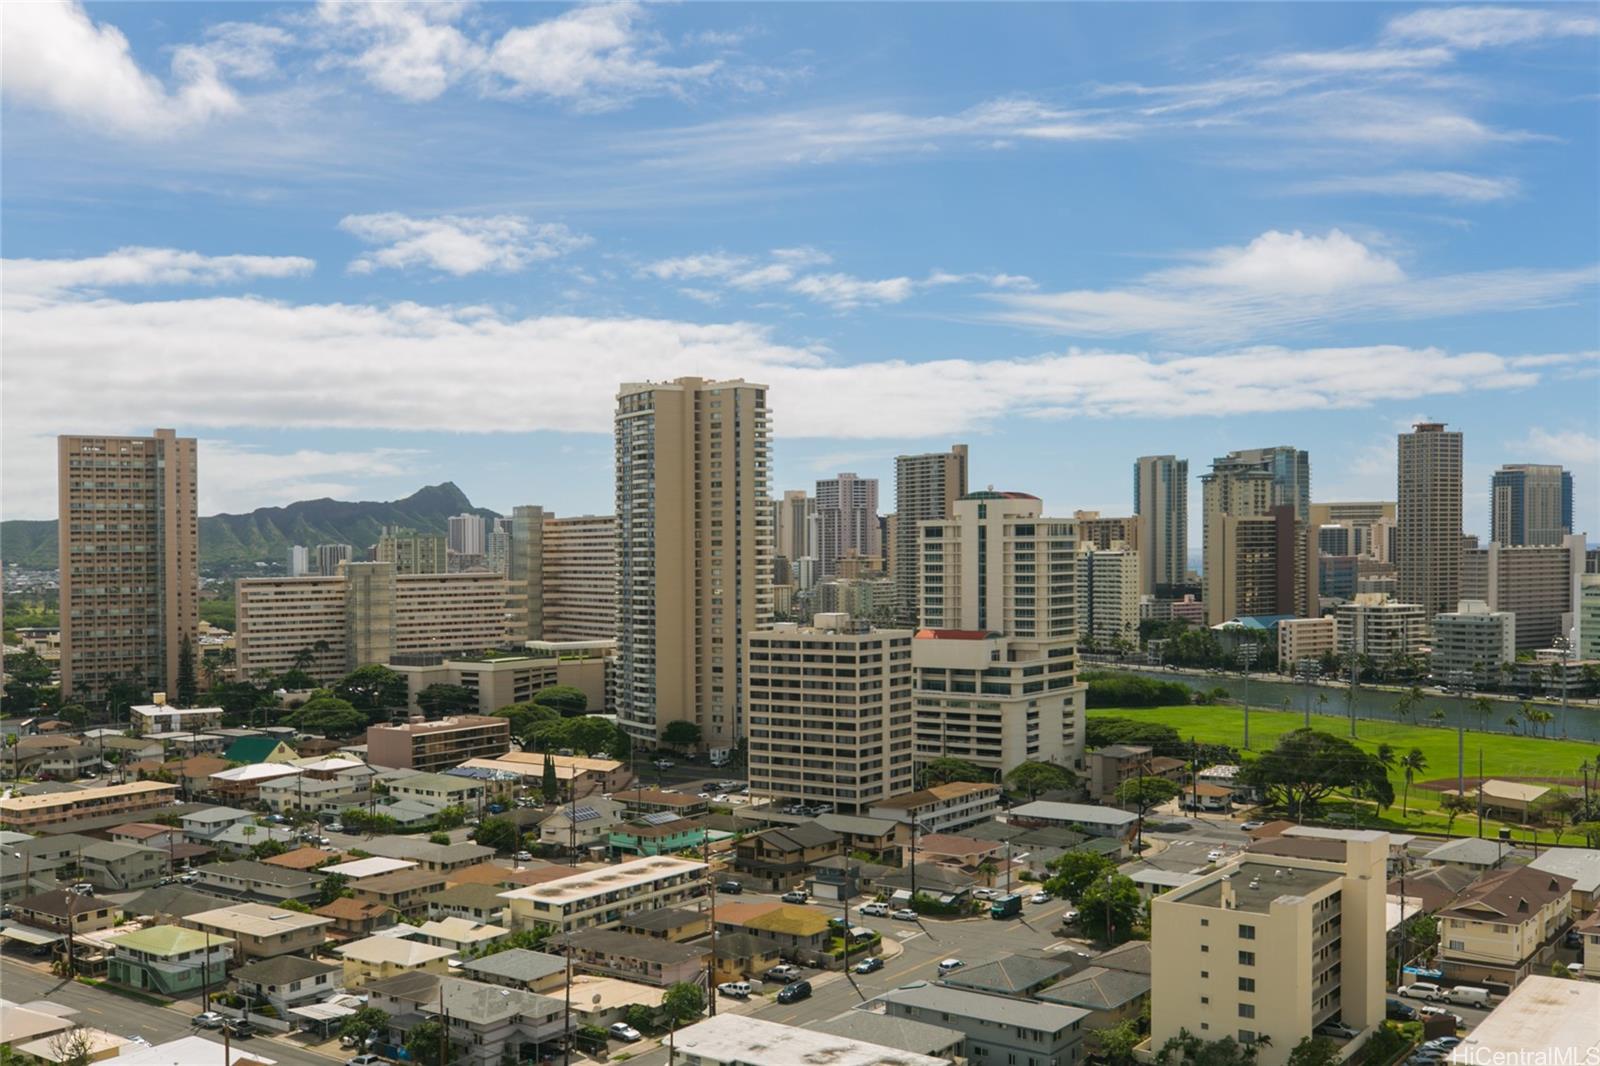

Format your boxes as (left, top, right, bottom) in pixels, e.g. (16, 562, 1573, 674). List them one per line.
(1092, 704, 1600, 843)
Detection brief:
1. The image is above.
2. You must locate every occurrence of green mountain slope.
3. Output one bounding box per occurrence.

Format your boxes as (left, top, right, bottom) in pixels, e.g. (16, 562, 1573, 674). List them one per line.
(2, 482, 500, 570)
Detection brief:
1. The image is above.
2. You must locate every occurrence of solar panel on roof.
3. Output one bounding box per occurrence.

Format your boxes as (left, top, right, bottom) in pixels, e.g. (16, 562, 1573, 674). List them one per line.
(566, 805, 602, 823)
(641, 811, 683, 826)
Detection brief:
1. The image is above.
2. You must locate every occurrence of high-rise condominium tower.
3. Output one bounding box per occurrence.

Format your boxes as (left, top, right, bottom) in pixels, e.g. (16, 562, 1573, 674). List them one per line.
(815, 472, 880, 578)
(448, 513, 486, 556)
(1490, 464, 1573, 547)
(375, 527, 447, 574)
(507, 505, 546, 641)
(58, 429, 199, 701)
(893, 444, 969, 623)
(1201, 453, 1305, 625)
(1134, 455, 1188, 596)
(614, 377, 773, 750)
(314, 543, 352, 577)
(1397, 423, 1463, 618)
(541, 514, 617, 642)
(1211, 446, 1310, 521)
(776, 489, 814, 563)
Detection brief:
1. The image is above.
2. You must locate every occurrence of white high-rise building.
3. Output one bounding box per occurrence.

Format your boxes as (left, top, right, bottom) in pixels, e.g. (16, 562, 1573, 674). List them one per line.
(914, 491, 1084, 773)
(815, 472, 880, 578)
(894, 444, 969, 624)
(1431, 600, 1516, 684)
(615, 378, 772, 750)
(1397, 422, 1463, 619)
(1134, 455, 1188, 596)
(288, 545, 311, 577)
(1077, 546, 1140, 648)
(448, 513, 487, 556)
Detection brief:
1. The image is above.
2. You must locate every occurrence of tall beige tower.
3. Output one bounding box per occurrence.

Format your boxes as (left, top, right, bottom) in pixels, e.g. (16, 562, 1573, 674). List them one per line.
(1134, 455, 1188, 596)
(893, 444, 968, 623)
(614, 378, 773, 751)
(1202, 455, 1304, 624)
(542, 513, 617, 642)
(57, 429, 199, 701)
(1397, 423, 1463, 618)
(508, 505, 547, 640)
(775, 490, 814, 563)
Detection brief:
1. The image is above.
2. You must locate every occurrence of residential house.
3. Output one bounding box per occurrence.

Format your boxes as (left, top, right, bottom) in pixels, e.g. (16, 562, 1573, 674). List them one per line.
(498, 856, 707, 934)
(536, 798, 626, 850)
(1386, 864, 1478, 915)
(209, 824, 299, 857)
(1180, 782, 1236, 813)
(734, 823, 843, 892)
(182, 902, 333, 960)
(1038, 966, 1153, 1033)
(415, 916, 510, 953)
(941, 953, 1080, 997)
(348, 868, 448, 918)
(1575, 911, 1600, 979)
(3, 833, 97, 898)
(221, 736, 298, 765)
(109, 823, 184, 850)
(669, 1015, 949, 1066)
(1006, 800, 1140, 841)
(381, 772, 486, 810)
(712, 931, 782, 982)
(261, 847, 341, 873)
(123, 884, 236, 924)
(195, 860, 322, 904)
(335, 935, 456, 988)
(618, 788, 709, 818)
(106, 925, 232, 996)
(718, 903, 833, 961)
(362, 972, 569, 1066)
(608, 816, 708, 857)
(964, 822, 1088, 876)
(324, 856, 419, 880)
(1089, 744, 1185, 802)
(878, 982, 1089, 1066)
(805, 856, 893, 902)
(10, 889, 122, 935)
(869, 781, 1002, 834)
(616, 907, 708, 942)
(559, 928, 709, 986)
(181, 807, 258, 843)
(232, 955, 341, 1014)
(207, 763, 301, 803)
(79, 840, 166, 891)
(812, 813, 904, 862)
(1527, 848, 1600, 916)
(1438, 866, 1575, 988)
(313, 897, 391, 939)
(1425, 837, 1510, 873)
(359, 837, 495, 874)
(458, 948, 568, 994)
(913, 833, 1005, 872)
(257, 774, 368, 815)
(807, 1013, 967, 1062)
(875, 862, 976, 906)
(428, 883, 512, 926)
(33, 743, 106, 780)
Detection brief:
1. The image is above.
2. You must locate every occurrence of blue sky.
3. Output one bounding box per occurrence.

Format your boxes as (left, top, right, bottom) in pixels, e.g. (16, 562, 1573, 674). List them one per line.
(3, 2, 1596, 553)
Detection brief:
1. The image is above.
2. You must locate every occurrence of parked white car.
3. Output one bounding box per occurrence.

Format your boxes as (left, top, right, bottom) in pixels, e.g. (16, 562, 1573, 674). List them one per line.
(860, 902, 889, 917)
(609, 1023, 642, 1042)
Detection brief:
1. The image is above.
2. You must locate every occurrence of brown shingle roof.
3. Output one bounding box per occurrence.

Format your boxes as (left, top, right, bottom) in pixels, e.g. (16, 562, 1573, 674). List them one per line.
(1439, 866, 1574, 922)
(263, 847, 342, 871)
(314, 897, 389, 921)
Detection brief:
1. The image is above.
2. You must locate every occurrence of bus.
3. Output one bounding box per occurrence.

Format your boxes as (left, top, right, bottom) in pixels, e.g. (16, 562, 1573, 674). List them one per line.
(990, 893, 1022, 919)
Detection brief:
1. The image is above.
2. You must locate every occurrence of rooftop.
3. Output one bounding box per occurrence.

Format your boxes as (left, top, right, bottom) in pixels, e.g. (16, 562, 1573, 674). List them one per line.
(941, 953, 1078, 994)
(1454, 976, 1600, 1060)
(498, 856, 705, 905)
(1038, 965, 1153, 1011)
(186, 902, 333, 937)
(878, 981, 1090, 1031)
(349, 868, 447, 894)
(870, 781, 998, 810)
(1173, 862, 1343, 914)
(184, 807, 256, 825)
(1526, 848, 1600, 894)
(566, 928, 709, 965)
(124, 884, 236, 920)
(323, 857, 419, 880)
(233, 954, 339, 987)
(336, 935, 455, 966)
(0, 780, 176, 813)
(1008, 801, 1139, 827)
(370, 715, 507, 736)
(14, 889, 119, 919)
(806, 1012, 965, 1057)
(209, 763, 300, 784)
(314, 897, 390, 922)
(262, 847, 342, 871)
(459, 947, 568, 983)
(1426, 837, 1509, 865)
(107, 924, 235, 956)
(1439, 866, 1574, 923)
(673, 1014, 950, 1066)
(360, 837, 495, 865)
(198, 860, 321, 889)
(617, 907, 705, 933)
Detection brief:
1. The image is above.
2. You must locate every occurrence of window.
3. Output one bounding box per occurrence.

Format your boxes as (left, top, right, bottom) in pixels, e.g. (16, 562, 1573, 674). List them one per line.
(1238, 924, 1256, 939)
(1238, 978, 1255, 993)
(1238, 951, 1255, 966)
(1200, 971, 1209, 979)
(1239, 1030, 1257, 1044)
(1238, 1004, 1256, 1019)
(1201, 944, 1209, 953)
(1200, 996, 1210, 1004)
(1448, 940, 1465, 951)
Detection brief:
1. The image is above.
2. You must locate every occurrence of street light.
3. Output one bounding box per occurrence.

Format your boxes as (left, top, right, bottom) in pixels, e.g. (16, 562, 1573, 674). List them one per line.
(1553, 634, 1575, 741)
(1294, 659, 1322, 729)
(1236, 642, 1261, 751)
(1445, 669, 1473, 796)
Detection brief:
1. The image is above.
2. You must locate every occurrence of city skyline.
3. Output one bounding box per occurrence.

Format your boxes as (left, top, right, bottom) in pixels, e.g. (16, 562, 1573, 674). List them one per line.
(2, 3, 1597, 547)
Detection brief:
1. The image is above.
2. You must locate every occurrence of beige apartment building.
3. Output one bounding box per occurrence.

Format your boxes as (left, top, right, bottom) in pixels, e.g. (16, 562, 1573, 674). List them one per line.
(745, 613, 915, 814)
(366, 716, 512, 772)
(57, 429, 199, 700)
(1278, 616, 1336, 672)
(542, 514, 617, 641)
(614, 378, 773, 751)
(499, 856, 707, 934)
(1073, 510, 1139, 552)
(775, 489, 815, 565)
(1077, 545, 1140, 647)
(1460, 533, 1584, 650)
(236, 563, 515, 683)
(914, 491, 1085, 773)
(1151, 831, 1388, 1066)
(893, 444, 969, 623)
(375, 527, 447, 574)
(1308, 502, 1396, 563)
(1397, 423, 1463, 620)
(1135, 455, 1189, 597)
(1437, 866, 1574, 987)
(1202, 454, 1306, 625)
(1334, 594, 1426, 662)
(0, 781, 180, 831)
(391, 642, 612, 716)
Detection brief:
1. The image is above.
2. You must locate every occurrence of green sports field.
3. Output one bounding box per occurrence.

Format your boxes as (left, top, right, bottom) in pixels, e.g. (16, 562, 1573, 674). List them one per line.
(1089, 704, 1600, 843)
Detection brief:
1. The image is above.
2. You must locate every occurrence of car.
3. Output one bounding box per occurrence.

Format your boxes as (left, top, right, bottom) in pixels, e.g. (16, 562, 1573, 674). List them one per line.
(513, 851, 533, 862)
(326, 823, 344, 833)
(178, 872, 196, 884)
(892, 907, 919, 921)
(609, 1023, 642, 1042)
(1030, 891, 1051, 904)
(1567, 962, 1585, 977)
(1240, 821, 1266, 831)
(70, 883, 94, 895)
(1430, 1038, 1462, 1050)
(1400, 982, 1444, 1001)
(718, 880, 743, 894)
(345, 1056, 384, 1066)
(488, 803, 506, 814)
(654, 759, 675, 769)
(1386, 999, 1419, 1021)
(1417, 1006, 1463, 1028)
(268, 814, 285, 823)
(860, 901, 889, 917)
(781, 890, 808, 904)
(193, 1012, 225, 1030)
(1061, 909, 1080, 923)
(317, 836, 332, 846)
(698, 792, 712, 799)
(855, 956, 884, 974)
(937, 959, 964, 974)
(764, 964, 804, 983)
(223, 1020, 255, 1039)
(1314, 1021, 1360, 1039)
(1207, 849, 1226, 862)
(1566, 930, 1584, 948)
(776, 980, 812, 1004)
(717, 981, 752, 998)
(713, 794, 728, 802)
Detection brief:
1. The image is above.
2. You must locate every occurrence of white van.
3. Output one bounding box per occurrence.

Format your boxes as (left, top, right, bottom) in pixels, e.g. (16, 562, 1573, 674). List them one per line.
(1444, 985, 1491, 1007)
(1400, 982, 1444, 1001)
(717, 981, 751, 999)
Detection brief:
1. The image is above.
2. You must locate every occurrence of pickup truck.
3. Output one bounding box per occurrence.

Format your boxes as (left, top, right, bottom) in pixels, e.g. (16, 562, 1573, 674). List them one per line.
(763, 964, 803, 983)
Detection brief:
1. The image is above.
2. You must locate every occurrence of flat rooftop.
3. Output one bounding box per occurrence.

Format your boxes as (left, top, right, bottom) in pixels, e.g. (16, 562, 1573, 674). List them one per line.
(1174, 862, 1342, 914)
(1450, 976, 1599, 1060)
(499, 856, 705, 905)
(672, 1014, 949, 1066)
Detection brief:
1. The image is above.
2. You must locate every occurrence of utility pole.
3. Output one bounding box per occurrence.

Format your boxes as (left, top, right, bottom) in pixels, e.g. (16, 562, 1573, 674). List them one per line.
(1236, 643, 1260, 750)
(1344, 649, 1361, 738)
(1295, 659, 1321, 728)
(1447, 669, 1472, 796)
(438, 985, 447, 1066)
(1555, 634, 1573, 741)
(703, 831, 717, 1017)
(562, 925, 573, 1066)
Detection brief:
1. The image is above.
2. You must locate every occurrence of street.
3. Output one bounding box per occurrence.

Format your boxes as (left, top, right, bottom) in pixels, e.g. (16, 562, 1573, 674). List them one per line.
(0, 960, 342, 1066)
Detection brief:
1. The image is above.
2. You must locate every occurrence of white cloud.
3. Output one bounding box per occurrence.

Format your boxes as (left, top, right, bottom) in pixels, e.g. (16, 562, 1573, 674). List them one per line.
(988, 228, 1596, 343)
(0, 1, 243, 137)
(789, 273, 916, 309)
(201, 441, 428, 513)
(1264, 47, 1454, 72)
(642, 253, 750, 281)
(339, 213, 590, 275)
(488, 2, 719, 109)
(312, 1, 484, 102)
(1386, 6, 1600, 49)
(5, 247, 315, 302)
(1290, 170, 1520, 203)
(1511, 427, 1600, 470)
(3, 272, 1576, 514)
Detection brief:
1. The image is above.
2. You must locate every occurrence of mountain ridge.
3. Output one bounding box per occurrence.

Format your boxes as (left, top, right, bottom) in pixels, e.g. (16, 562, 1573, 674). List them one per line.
(1, 482, 500, 570)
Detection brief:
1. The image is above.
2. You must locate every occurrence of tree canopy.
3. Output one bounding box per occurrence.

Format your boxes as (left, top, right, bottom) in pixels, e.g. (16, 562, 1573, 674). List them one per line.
(493, 702, 562, 736)
(416, 684, 475, 718)
(531, 684, 589, 717)
(1005, 761, 1076, 800)
(473, 815, 519, 853)
(1086, 717, 1184, 755)
(921, 756, 989, 788)
(661, 981, 705, 1026)
(662, 720, 703, 749)
(289, 694, 366, 736)
(334, 664, 408, 713)
(1237, 729, 1394, 818)
(1116, 775, 1182, 810)
(524, 715, 629, 759)
(1078, 873, 1142, 944)
(1043, 850, 1117, 902)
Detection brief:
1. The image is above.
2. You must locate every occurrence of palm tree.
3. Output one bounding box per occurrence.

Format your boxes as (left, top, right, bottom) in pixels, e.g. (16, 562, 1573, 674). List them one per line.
(1429, 707, 1448, 728)
(1400, 748, 1428, 817)
(1519, 701, 1538, 737)
(1472, 696, 1493, 733)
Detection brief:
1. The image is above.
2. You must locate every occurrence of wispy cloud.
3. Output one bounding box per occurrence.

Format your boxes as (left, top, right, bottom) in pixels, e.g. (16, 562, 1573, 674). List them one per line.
(339, 213, 590, 276)
(5, 246, 314, 303)
(1289, 170, 1520, 203)
(1385, 6, 1600, 49)
(987, 228, 1597, 343)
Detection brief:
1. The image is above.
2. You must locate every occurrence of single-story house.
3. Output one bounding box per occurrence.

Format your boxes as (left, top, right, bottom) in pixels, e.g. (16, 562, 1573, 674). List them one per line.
(1006, 801, 1139, 841)
(1424, 836, 1510, 873)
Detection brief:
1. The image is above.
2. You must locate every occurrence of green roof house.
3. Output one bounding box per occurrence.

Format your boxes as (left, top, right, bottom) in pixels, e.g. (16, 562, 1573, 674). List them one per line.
(223, 736, 298, 765)
(106, 924, 233, 996)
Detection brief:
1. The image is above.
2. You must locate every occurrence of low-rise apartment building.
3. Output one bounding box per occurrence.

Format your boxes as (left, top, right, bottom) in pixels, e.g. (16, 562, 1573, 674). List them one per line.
(363, 972, 570, 1066)
(195, 860, 322, 904)
(392, 645, 612, 719)
(359, 837, 495, 874)
(1088, 744, 1187, 802)
(733, 823, 843, 892)
(233, 956, 341, 1014)
(367, 719, 511, 774)
(336, 935, 455, 988)
(1278, 617, 1337, 673)
(558, 928, 708, 986)
(1007, 800, 1139, 840)
(1150, 831, 1389, 1066)
(1437, 866, 1574, 988)
(868, 781, 1001, 835)
(878, 982, 1088, 1066)
(671, 1015, 949, 1066)
(348, 868, 449, 918)
(106, 925, 232, 997)
(80, 840, 167, 892)
(0, 781, 179, 831)
(182, 902, 333, 960)
(130, 704, 225, 736)
(536, 798, 626, 850)
(1430, 600, 1516, 684)
(180, 807, 257, 843)
(499, 856, 706, 934)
